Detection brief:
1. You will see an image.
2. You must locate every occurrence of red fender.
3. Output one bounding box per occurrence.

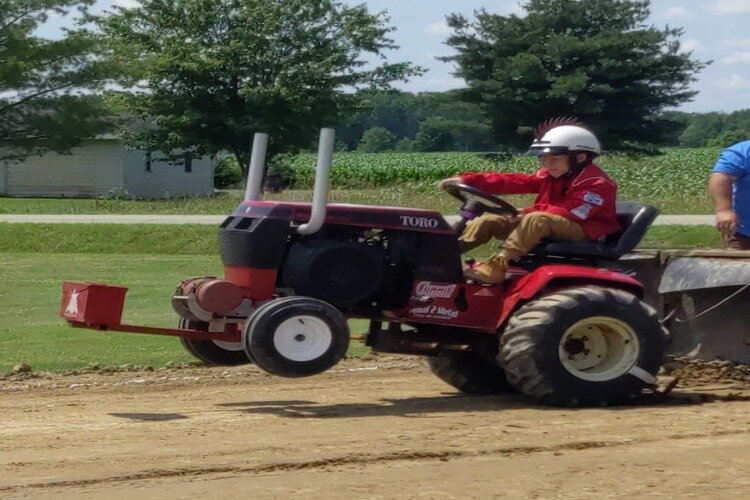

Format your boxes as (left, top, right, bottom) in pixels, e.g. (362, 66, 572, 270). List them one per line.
(496, 264, 644, 330)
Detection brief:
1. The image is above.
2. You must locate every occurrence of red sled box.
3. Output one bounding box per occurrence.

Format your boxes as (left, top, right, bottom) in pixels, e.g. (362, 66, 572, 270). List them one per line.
(60, 281, 128, 327)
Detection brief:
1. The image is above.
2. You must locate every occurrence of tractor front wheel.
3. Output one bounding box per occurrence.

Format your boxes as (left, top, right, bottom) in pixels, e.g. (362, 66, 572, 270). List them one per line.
(498, 286, 668, 407)
(243, 297, 349, 377)
(178, 318, 251, 366)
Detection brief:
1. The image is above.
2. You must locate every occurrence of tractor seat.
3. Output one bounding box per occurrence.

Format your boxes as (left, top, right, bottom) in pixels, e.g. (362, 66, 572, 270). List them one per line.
(528, 201, 659, 261)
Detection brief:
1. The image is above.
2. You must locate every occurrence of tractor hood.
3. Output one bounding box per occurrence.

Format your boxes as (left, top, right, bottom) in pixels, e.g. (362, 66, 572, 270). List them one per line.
(232, 200, 456, 235)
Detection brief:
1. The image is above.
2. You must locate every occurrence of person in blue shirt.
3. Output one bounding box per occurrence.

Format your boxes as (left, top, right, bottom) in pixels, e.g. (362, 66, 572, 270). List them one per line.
(710, 139, 750, 249)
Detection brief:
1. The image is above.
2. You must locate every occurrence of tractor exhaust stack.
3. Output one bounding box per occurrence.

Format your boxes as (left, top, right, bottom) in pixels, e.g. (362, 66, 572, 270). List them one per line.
(298, 127, 335, 235)
(244, 132, 270, 202)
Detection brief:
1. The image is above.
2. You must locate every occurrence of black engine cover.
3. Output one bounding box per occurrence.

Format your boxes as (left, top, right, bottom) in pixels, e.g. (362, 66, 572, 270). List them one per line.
(281, 240, 383, 308)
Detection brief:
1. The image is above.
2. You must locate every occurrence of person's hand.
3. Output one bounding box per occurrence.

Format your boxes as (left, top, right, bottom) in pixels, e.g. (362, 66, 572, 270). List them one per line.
(438, 176, 463, 190)
(716, 209, 739, 236)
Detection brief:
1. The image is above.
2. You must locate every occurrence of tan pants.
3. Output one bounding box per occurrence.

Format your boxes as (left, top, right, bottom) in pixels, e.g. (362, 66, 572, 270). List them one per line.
(459, 212, 586, 261)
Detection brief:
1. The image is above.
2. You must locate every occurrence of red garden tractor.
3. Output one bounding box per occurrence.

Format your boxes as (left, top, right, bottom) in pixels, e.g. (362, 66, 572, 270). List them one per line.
(60, 128, 669, 407)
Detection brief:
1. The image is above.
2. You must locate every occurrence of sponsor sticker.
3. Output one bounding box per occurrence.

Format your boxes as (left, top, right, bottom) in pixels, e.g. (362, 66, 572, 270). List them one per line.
(583, 191, 604, 206)
(570, 203, 592, 220)
(415, 281, 457, 298)
(408, 305, 460, 320)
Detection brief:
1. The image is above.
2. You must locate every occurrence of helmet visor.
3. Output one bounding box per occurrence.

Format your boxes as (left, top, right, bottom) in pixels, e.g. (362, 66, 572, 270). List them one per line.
(527, 145, 570, 157)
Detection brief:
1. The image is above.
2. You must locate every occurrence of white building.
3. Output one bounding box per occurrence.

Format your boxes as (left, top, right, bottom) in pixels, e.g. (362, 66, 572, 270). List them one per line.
(0, 137, 214, 199)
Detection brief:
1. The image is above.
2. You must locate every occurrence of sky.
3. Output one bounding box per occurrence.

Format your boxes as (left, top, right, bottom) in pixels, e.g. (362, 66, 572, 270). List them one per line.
(38, 0, 750, 113)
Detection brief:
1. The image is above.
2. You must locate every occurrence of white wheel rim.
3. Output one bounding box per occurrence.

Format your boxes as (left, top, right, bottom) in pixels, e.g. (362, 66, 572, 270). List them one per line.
(178, 318, 244, 352)
(273, 315, 333, 362)
(209, 321, 244, 351)
(558, 316, 640, 382)
(212, 340, 244, 351)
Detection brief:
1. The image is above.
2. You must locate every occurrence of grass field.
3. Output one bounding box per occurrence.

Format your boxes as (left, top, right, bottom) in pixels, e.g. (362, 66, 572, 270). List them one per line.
(0, 252, 371, 373)
(0, 223, 723, 255)
(0, 187, 714, 216)
(0, 222, 723, 373)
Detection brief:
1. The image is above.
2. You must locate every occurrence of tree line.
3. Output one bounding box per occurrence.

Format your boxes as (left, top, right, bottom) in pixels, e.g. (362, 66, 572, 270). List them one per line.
(339, 92, 749, 152)
(2, 0, 718, 178)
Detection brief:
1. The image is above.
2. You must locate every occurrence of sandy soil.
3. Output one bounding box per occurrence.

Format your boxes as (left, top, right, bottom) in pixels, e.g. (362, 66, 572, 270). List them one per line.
(1, 356, 749, 499)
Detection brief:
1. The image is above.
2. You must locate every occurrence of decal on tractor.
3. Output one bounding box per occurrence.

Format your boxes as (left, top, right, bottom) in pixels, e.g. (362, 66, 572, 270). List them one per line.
(65, 290, 80, 316)
(409, 305, 460, 320)
(415, 281, 457, 298)
(399, 215, 439, 228)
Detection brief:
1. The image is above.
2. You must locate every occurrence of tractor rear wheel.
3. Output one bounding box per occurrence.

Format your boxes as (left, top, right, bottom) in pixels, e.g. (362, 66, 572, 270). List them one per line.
(178, 318, 251, 366)
(427, 352, 515, 394)
(498, 286, 668, 407)
(243, 297, 349, 377)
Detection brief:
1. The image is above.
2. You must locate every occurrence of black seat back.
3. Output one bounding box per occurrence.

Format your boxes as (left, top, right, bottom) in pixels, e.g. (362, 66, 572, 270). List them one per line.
(529, 201, 659, 260)
(607, 201, 660, 252)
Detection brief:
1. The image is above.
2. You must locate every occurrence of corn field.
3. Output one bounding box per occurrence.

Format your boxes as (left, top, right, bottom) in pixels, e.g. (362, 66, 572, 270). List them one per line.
(280, 147, 720, 202)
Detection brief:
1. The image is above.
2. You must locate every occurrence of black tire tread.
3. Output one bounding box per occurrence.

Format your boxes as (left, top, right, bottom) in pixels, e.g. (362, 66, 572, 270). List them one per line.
(498, 286, 668, 407)
(178, 318, 250, 366)
(426, 353, 515, 395)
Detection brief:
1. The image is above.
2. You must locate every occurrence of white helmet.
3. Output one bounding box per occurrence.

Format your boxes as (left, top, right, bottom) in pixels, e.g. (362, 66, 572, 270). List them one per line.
(528, 118, 601, 157)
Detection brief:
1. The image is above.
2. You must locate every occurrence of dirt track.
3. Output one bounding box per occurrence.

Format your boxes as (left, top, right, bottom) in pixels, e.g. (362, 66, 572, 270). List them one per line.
(2, 357, 750, 499)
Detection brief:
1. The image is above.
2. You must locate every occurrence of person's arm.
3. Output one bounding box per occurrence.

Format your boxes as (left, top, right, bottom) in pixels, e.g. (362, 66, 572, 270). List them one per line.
(544, 177, 616, 224)
(458, 171, 544, 195)
(438, 172, 544, 194)
(710, 147, 746, 237)
(709, 172, 738, 236)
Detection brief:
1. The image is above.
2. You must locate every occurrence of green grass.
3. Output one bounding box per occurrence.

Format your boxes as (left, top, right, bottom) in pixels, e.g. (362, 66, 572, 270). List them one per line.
(0, 187, 713, 215)
(0, 222, 722, 373)
(0, 252, 370, 373)
(640, 226, 722, 248)
(0, 223, 723, 256)
(0, 223, 221, 254)
(0, 253, 212, 372)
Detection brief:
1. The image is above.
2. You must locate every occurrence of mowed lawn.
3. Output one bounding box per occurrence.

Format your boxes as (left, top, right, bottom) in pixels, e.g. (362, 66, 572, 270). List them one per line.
(0, 253, 217, 372)
(0, 252, 373, 372)
(0, 187, 715, 216)
(0, 222, 722, 373)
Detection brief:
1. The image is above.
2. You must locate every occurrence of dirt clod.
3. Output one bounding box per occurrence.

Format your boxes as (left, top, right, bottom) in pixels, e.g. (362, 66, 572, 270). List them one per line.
(11, 363, 32, 374)
(661, 357, 750, 389)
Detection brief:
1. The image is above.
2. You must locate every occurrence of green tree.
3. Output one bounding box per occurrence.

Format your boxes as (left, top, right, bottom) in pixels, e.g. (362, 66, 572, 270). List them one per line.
(337, 90, 425, 150)
(413, 117, 455, 151)
(0, 1, 111, 162)
(443, 0, 708, 153)
(723, 110, 750, 136)
(656, 111, 691, 146)
(338, 89, 495, 151)
(357, 126, 394, 152)
(394, 137, 413, 152)
(679, 113, 725, 147)
(96, 0, 419, 177)
(706, 130, 748, 148)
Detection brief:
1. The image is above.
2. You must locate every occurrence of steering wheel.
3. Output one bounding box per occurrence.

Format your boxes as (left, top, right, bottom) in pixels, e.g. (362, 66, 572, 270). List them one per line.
(442, 181, 518, 218)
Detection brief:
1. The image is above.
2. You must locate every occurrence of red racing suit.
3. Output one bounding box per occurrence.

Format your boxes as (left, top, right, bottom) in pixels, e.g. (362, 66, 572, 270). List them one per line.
(460, 163, 620, 240)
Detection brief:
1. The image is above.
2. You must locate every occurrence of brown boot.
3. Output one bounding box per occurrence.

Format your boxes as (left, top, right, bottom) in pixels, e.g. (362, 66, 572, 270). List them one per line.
(463, 255, 508, 284)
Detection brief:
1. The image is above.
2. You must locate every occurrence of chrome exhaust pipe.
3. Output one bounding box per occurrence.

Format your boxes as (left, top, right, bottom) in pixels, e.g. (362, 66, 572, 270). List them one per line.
(243, 132, 270, 202)
(298, 128, 335, 235)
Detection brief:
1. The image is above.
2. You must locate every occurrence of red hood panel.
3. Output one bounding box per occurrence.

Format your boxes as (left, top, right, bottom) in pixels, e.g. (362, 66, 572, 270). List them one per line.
(233, 201, 456, 234)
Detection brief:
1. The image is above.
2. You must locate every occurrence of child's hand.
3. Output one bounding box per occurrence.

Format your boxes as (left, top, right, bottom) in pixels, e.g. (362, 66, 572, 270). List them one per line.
(438, 176, 463, 190)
